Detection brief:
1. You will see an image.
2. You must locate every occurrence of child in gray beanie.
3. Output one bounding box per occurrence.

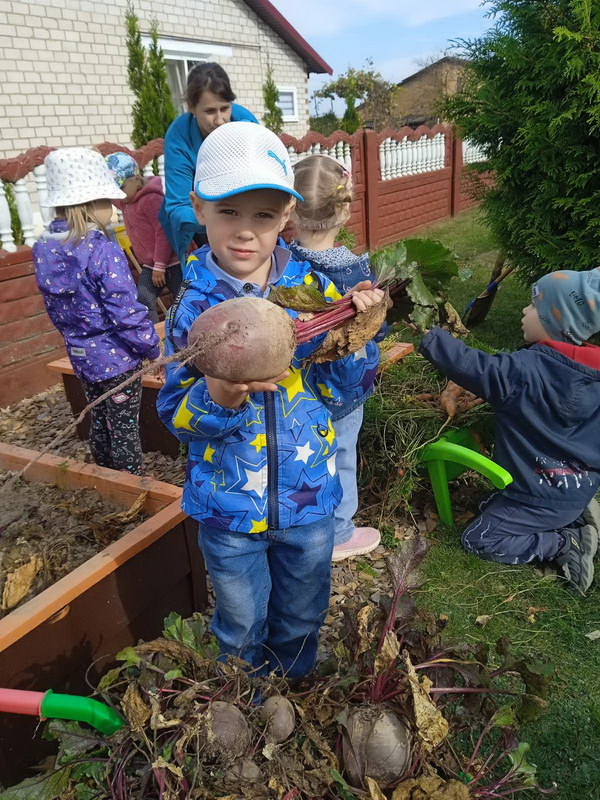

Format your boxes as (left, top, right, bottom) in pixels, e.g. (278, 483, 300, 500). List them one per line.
(419, 268, 600, 595)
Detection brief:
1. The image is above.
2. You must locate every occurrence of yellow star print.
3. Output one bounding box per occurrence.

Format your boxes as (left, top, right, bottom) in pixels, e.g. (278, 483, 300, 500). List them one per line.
(325, 418, 336, 448)
(250, 517, 268, 533)
(179, 376, 195, 388)
(249, 434, 266, 452)
(203, 443, 215, 463)
(210, 470, 225, 492)
(173, 396, 195, 431)
(324, 282, 342, 301)
(278, 366, 304, 402)
(317, 382, 334, 399)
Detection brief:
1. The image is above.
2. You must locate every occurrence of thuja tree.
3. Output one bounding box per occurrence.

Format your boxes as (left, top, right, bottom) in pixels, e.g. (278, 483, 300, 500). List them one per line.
(262, 61, 284, 134)
(125, 4, 176, 147)
(443, 0, 600, 283)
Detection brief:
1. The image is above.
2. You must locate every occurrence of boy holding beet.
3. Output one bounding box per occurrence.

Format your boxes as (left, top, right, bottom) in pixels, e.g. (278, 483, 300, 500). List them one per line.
(420, 269, 600, 594)
(157, 122, 383, 677)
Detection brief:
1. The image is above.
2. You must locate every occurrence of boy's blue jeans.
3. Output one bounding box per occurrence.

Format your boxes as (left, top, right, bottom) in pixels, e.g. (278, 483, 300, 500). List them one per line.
(332, 406, 363, 546)
(198, 517, 334, 679)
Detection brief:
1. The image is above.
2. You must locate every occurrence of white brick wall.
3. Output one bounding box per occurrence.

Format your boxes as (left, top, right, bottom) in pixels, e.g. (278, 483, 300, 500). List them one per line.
(0, 0, 315, 158)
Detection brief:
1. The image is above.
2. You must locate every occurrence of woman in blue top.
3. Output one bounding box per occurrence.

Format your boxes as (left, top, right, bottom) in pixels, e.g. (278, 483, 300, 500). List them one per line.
(159, 63, 258, 265)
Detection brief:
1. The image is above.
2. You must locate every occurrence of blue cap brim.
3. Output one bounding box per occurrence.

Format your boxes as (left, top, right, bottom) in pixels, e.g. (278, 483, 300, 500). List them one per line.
(195, 181, 303, 203)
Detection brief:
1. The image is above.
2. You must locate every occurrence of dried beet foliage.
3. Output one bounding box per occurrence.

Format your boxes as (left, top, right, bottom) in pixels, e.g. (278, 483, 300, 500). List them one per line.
(0, 472, 147, 615)
(1, 539, 556, 799)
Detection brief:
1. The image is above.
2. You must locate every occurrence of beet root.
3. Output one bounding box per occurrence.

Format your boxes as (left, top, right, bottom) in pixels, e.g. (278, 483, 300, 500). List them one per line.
(202, 700, 251, 760)
(343, 705, 411, 788)
(260, 695, 296, 743)
(188, 297, 296, 383)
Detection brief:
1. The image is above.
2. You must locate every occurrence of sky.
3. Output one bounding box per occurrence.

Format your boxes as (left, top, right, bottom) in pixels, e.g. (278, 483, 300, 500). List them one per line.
(270, 0, 494, 116)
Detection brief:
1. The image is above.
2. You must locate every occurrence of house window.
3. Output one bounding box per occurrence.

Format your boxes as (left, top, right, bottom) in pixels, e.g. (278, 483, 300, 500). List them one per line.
(277, 86, 298, 122)
(141, 36, 233, 115)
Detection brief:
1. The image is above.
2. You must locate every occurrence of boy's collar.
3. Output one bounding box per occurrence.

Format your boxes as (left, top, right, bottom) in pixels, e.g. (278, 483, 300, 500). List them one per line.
(204, 245, 292, 297)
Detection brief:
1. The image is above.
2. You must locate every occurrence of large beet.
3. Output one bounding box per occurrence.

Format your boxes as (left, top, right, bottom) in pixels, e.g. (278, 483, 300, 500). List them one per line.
(260, 695, 296, 743)
(343, 706, 411, 788)
(202, 700, 251, 760)
(188, 297, 296, 383)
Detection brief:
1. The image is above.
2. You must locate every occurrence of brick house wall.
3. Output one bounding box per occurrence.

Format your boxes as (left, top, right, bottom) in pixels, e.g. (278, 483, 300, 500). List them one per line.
(0, 0, 313, 159)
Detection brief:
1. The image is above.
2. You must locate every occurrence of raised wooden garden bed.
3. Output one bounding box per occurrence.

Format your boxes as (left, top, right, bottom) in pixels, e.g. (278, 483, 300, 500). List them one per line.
(45, 321, 180, 458)
(0, 443, 206, 786)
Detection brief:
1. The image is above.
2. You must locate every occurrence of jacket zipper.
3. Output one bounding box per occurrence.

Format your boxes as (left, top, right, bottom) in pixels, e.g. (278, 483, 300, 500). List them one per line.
(264, 390, 279, 530)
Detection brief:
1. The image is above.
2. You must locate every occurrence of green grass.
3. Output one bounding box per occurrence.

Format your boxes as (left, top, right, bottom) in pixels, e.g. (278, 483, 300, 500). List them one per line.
(400, 210, 600, 798)
(418, 208, 530, 352)
(418, 529, 600, 798)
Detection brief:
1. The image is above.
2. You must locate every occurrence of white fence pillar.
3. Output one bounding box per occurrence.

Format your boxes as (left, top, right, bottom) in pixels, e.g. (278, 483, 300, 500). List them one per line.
(0, 182, 17, 252)
(32, 164, 52, 228)
(13, 178, 36, 246)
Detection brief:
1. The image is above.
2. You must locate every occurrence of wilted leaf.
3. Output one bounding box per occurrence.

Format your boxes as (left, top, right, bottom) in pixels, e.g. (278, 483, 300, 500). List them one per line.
(441, 302, 469, 337)
(508, 742, 538, 786)
(585, 630, 600, 641)
(122, 682, 151, 731)
(1, 555, 42, 610)
(405, 651, 448, 749)
(97, 666, 124, 692)
(392, 776, 469, 799)
(356, 605, 376, 655)
(116, 646, 141, 667)
(268, 283, 330, 311)
(0, 767, 72, 799)
(387, 535, 429, 591)
(151, 756, 184, 779)
(100, 491, 147, 525)
(491, 705, 516, 728)
(44, 719, 103, 761)
(366, 777, 386, 800)
(475, 614, 492, 628)
(374, 631, 400, 674)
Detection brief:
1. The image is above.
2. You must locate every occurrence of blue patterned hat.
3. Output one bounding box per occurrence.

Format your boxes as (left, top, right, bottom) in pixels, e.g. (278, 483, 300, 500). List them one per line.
(105, 152, 140, 187)
(533, 269, 600, 345)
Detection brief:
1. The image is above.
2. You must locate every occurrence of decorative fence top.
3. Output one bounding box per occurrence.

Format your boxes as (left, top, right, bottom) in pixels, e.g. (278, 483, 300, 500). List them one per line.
(0, 127, 488, 254)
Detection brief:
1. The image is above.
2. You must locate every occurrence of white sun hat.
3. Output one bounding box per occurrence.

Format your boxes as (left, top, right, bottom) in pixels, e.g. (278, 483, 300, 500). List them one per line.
(194, 121, 303, 202)
(43, 147, 127, 207)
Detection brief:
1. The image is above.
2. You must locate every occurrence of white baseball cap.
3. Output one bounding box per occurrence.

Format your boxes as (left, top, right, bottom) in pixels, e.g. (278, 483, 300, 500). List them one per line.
(194, 121, 303, 202)
(43, 147, 126, 207)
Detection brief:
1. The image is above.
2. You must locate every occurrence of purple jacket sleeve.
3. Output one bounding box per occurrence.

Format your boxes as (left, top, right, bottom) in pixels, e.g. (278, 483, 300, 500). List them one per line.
(94, 241, 160, 359)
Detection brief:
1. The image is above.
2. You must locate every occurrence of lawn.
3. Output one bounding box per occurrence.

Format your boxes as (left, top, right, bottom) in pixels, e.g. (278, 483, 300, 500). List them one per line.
(396, 208, 600, 799)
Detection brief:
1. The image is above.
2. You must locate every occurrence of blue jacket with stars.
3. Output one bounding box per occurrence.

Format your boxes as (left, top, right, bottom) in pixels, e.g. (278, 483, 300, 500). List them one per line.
(157, 245, 379, 533)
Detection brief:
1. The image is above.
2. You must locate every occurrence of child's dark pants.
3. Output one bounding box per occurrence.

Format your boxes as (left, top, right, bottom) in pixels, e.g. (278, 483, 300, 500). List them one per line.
(82, 370, 143, 475)
(462, 491, 586, 565)
(137, 265, 183, 324)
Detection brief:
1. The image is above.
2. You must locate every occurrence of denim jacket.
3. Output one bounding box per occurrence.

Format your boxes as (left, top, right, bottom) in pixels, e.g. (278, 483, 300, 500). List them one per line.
(288, 241, 385, 420)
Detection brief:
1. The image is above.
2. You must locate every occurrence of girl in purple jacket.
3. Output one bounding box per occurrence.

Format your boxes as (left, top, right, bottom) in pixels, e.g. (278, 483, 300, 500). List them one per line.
(33, 147, 160, 475)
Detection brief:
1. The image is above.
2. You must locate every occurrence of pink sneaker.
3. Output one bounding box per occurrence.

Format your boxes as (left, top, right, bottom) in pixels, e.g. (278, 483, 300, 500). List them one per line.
(332, 527, 381, 561)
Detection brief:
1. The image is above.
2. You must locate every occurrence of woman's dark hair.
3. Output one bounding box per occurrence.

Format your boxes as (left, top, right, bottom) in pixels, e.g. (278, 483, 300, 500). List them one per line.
(184, 63, 236, 108)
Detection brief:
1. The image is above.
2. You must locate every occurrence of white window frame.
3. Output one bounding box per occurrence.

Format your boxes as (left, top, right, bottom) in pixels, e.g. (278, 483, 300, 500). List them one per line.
(141, 36, 234, 116)
(276, 85, 298, 122)
(141, 35, 233, 62)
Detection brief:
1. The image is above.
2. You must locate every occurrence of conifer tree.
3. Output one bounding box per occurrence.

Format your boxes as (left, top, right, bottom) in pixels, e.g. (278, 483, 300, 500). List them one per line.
(262, 61, 284, 134)
(443, 0, 600, 282)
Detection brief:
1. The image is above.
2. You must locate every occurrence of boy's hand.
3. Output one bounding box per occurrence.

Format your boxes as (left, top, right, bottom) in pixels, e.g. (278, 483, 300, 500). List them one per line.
(152, 269, 166, 288)
(206, 371, 289, 409)
(346, 280, 385, 313)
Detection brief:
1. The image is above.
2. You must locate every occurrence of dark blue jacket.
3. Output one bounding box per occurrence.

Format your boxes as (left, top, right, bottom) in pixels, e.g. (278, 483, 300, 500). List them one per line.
(159, 106, 258, 264)
(420, 328, 600, 510)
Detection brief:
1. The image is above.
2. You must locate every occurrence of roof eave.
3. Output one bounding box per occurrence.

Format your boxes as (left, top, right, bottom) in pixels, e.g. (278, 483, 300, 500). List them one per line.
(242, 0, 333, 74)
